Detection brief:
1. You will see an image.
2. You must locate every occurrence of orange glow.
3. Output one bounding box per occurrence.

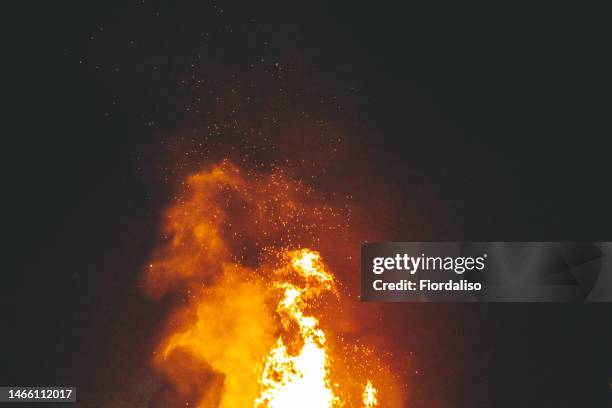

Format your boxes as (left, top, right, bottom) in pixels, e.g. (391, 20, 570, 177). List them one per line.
(144, 160, 402, 407)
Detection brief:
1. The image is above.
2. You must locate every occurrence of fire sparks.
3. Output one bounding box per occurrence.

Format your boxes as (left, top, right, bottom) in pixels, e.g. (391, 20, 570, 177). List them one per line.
(144, 161, 401, 407)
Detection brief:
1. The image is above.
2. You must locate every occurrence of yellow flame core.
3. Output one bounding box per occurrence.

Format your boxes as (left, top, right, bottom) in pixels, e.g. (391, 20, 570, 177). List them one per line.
(363, 381, 378, 407)
(255, 249, 339, 408)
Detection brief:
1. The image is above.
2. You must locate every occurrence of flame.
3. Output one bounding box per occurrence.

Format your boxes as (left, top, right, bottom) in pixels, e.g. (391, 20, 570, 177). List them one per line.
(255, 249, 339, 407)
(363, 381, 378, 408)
(144, 161, 401, 407)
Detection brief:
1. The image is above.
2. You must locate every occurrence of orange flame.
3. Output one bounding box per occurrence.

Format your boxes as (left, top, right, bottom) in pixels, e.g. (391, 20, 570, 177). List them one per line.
(256, 249, 339, 407)
(144, 160, 401, 407)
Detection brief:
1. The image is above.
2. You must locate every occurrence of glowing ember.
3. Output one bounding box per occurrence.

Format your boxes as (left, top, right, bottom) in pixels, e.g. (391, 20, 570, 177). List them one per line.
(363, 381, 378, 408)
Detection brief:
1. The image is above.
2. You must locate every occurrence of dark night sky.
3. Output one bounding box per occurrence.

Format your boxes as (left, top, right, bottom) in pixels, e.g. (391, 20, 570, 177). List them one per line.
(4, 1, 612, 407)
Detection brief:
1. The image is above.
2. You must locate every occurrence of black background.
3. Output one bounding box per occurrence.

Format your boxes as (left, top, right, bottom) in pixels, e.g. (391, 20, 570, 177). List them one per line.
(3, 1, 612, 407)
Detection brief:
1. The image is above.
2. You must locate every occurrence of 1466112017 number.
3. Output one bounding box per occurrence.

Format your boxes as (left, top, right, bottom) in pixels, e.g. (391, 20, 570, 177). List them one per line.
(1, 387, 76, 402)
(9, 388, 72, 399)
